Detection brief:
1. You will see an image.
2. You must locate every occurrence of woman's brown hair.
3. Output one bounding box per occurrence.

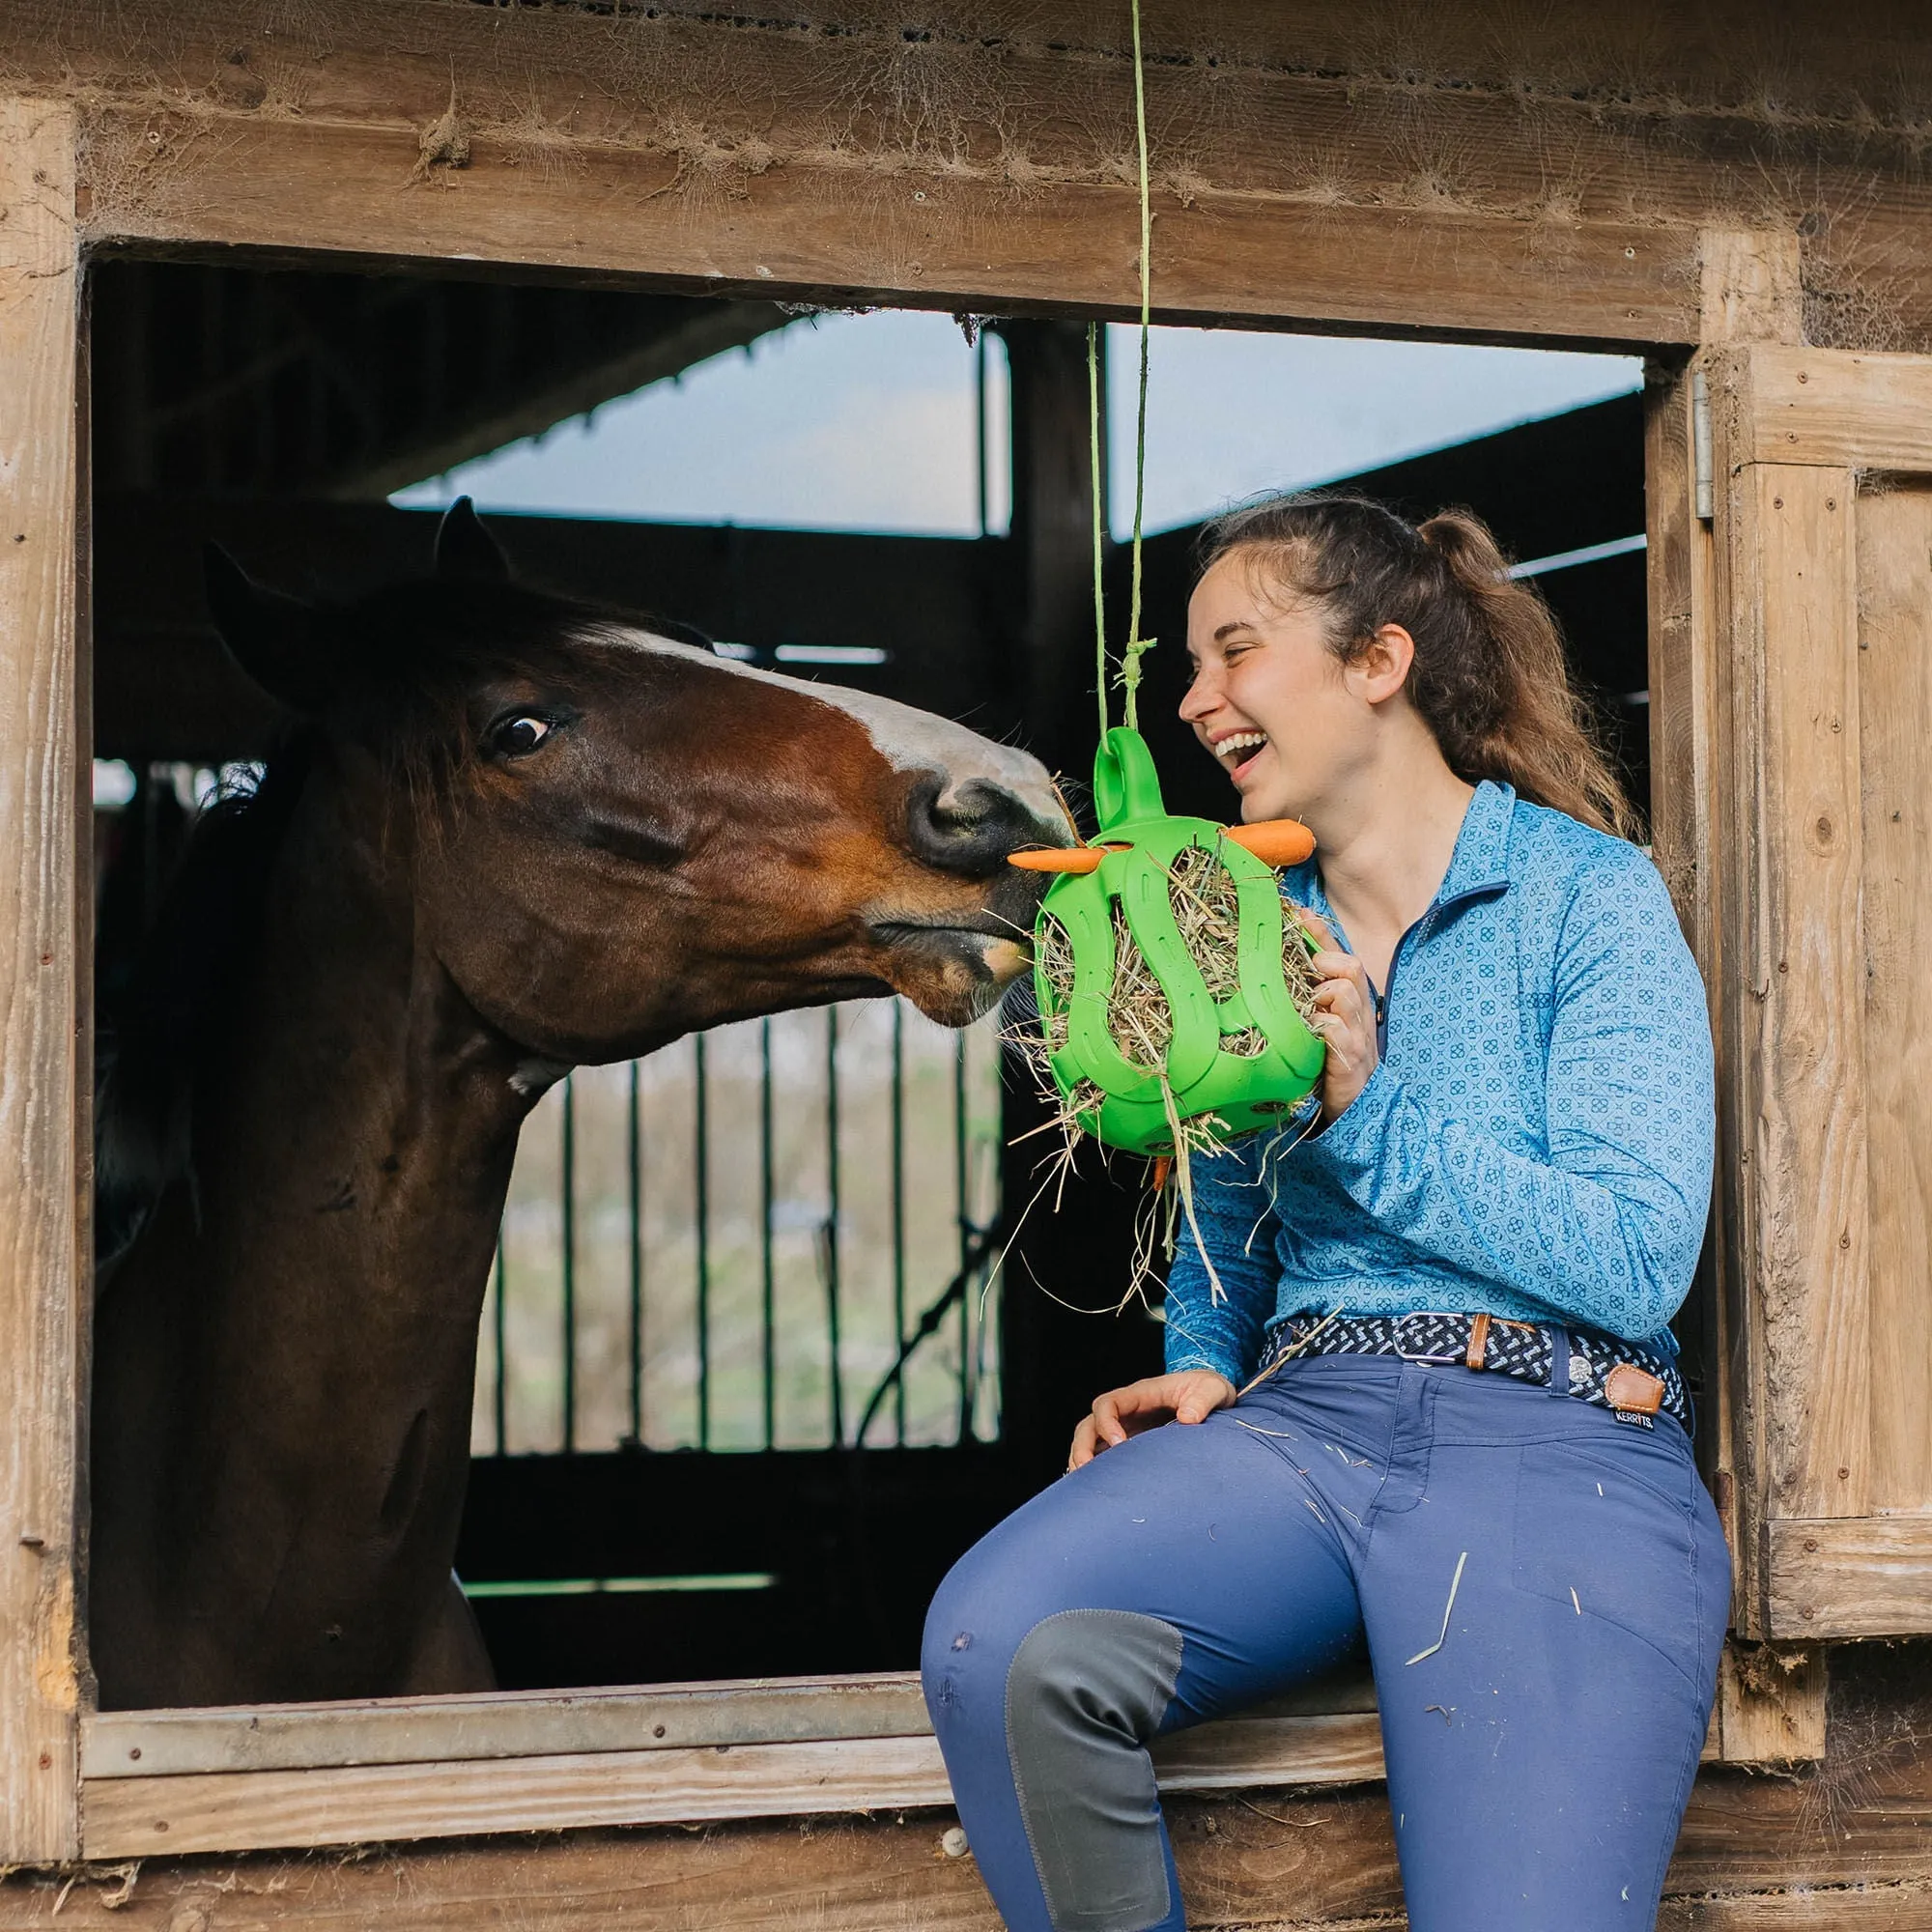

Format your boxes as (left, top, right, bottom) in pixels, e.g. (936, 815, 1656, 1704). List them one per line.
(1198, 493, 1641, 841)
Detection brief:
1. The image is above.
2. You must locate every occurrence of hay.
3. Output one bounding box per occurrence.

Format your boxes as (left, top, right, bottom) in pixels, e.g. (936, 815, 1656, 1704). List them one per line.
(1037, 844, 1321, 1078)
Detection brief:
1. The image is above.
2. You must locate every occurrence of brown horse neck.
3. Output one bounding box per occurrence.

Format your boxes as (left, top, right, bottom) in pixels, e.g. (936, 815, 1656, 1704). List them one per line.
(204, 755, 538, 1293)
(91, 757, 536, 1704)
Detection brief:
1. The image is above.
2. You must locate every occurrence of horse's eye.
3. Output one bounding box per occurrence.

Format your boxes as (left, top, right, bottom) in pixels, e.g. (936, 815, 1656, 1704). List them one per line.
(490, 715, 554, 758)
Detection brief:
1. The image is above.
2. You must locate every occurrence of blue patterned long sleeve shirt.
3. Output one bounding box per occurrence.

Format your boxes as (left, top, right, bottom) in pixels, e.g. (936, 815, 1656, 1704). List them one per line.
(1162, 781, 1715, 1386)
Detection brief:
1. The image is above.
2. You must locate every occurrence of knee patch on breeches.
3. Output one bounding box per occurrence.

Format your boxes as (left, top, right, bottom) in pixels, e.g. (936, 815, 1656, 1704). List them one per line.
(1004, 1608, 1185, 1932)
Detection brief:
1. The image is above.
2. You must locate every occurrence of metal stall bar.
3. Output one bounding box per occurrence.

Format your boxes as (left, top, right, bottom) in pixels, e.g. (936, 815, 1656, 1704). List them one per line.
(477, 1000, 1004, 1458)
(823, 1009, 844, 1447)
(561, 1072, 578, 1454)
(493, 1237, 508, 1455)
(890, 1003, 907, 1446)
(954, 1033, 974, 1440)
(695, 1032, 711, 1451)
(760, 1016, 776, 1451)
(628, 1058, 643, 1448)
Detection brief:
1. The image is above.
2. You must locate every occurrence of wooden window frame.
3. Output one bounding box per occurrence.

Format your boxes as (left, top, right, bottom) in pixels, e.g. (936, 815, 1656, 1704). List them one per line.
(1, 87, 1830, 1868)
(1656, 340, 1932, 1643)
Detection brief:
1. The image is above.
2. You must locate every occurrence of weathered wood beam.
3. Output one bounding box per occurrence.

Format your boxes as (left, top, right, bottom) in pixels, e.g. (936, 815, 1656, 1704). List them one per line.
(40, 1, 1932, 349)
(75, 1712, 1393, 1860)
(13, 0, 1925, 349)
(78, 1665, 1381, 1783)
(1767, 1520, 1932, 1637)
(80, 115, 1693, 350)
(0, 94, 87, 1871)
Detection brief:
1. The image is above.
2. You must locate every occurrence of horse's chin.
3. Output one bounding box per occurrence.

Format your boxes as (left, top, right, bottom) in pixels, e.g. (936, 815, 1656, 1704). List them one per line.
(884, 931, 1030, 1028)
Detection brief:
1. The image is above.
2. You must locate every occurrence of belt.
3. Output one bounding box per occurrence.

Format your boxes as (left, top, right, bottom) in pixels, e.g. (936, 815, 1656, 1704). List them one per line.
(1250, 1310, 1690, 1431)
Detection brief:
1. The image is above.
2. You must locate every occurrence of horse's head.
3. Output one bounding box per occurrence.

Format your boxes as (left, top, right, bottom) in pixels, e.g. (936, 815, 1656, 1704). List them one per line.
(202, 502, 1067, 1060)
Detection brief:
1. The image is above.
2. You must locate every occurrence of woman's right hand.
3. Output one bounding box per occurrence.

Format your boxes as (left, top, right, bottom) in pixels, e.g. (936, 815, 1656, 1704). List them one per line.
(1067, 1371, 1237, 1471)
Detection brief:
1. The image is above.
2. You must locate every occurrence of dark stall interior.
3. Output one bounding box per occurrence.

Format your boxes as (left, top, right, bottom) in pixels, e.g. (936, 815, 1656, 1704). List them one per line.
(89, 257, 1651, 1691)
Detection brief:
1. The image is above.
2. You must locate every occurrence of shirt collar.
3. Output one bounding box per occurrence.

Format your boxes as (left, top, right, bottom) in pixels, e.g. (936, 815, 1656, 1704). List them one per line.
(1435, 779, 1517, 907)
(1290, 779, 1517, 923)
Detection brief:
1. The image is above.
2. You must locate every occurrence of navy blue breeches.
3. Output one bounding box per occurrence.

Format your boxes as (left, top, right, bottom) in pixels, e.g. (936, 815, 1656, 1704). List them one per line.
(923, 1354, 1728, 1932)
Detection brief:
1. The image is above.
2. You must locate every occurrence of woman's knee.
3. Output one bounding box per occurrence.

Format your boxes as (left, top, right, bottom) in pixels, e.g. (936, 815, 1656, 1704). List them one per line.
(1007, 1608, 1185, 1749)
(922, 1547, 1014, 1719)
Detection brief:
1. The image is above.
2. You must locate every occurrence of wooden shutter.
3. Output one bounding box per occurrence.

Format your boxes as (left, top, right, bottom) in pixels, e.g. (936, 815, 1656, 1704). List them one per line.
(1657, 344, 1932, 1638)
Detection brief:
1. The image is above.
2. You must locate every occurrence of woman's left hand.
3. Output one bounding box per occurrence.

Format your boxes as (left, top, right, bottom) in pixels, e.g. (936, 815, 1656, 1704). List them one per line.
(1298, 911, 1379, 1127)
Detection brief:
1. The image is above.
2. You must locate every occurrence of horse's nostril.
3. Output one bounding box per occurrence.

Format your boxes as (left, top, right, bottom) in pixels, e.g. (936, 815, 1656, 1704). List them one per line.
(909, 778, 1040, 873)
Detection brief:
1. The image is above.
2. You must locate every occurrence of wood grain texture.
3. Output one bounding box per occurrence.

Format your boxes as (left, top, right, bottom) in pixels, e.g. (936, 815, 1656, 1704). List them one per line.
(74, 112, 1692, 351)
(78, 1715, 1390, 1859)
(1767, 1519, 1932, 1635)
(0, 94, 85, 1870)
(1715, 1644, 1829, 1765)
(1645, 358, 1739, 1580)
(12, 0, 1922, 317)
(1700, 230, 1804, 347)
(1742, 348, 1932, 469)
(1718, 451, 1871, 1535)
(81, 1675, 939, 1780)
(1855, 480, 1932, 1517)
(78, 1666, 1380, 1781)
(43, 0, 1932, 349)
(1707, 347, 1770, 1631)
(3, 2, 1930, 353)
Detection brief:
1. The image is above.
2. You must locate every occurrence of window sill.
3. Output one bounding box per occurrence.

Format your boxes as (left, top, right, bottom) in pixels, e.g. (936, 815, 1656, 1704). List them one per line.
(79, 1645, 1802, 1861)
(81, 1669, 1382, 1859)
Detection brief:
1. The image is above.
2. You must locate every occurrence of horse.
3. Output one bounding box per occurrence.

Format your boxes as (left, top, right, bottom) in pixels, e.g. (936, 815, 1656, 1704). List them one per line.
(89, 500, 1065, 1711)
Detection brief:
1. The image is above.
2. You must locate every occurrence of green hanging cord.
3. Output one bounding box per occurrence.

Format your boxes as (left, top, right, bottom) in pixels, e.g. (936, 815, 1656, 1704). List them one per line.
(1119, 0, 1155, 731)
(1089, 321, 1109, 744)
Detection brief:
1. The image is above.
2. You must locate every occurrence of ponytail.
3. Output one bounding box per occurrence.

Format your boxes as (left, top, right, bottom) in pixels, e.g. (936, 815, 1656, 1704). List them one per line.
(1198, 494, 1640, 841)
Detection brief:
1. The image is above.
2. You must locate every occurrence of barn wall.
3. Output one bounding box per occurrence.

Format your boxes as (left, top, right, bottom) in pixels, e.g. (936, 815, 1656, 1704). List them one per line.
(1, 2, 1927, 350)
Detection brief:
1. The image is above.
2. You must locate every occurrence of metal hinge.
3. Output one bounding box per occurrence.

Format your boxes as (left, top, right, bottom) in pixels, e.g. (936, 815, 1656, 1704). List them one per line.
(1691, 367, 1714, 523)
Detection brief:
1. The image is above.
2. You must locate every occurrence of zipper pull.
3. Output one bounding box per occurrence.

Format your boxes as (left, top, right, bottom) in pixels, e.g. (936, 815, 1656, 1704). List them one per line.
(1375, 992, 1387, 1029)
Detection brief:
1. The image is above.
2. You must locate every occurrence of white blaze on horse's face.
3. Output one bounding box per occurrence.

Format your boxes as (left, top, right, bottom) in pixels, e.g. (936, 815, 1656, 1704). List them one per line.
(586, 624, 1065, 829)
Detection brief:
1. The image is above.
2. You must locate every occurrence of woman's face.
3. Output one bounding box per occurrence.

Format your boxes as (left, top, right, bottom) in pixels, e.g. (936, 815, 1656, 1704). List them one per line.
(1181, 551, 1381, 823)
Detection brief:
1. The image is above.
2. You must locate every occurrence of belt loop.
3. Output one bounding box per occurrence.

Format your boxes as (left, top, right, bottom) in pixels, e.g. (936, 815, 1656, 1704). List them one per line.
(1548, 1325, 1571, 1400)
(1463, 1311, 1492, 1372)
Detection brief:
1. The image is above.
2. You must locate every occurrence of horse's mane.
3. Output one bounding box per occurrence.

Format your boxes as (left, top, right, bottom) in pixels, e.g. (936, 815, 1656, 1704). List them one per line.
(92, 568, 717, 1278)
(94, 744, 315, 1275)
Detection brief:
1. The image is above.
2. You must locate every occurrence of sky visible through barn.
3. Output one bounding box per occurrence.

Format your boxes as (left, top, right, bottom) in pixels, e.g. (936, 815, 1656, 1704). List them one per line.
(392, 310, 1641, 541)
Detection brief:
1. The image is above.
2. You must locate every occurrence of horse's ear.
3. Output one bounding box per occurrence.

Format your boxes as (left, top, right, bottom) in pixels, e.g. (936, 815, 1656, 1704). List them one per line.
(204, 545, 339, 716)
(435, 497, 511, 583)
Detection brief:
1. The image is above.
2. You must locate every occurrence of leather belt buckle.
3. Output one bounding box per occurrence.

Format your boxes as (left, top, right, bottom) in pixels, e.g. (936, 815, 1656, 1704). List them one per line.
(1393, 1312, 1465, 1366)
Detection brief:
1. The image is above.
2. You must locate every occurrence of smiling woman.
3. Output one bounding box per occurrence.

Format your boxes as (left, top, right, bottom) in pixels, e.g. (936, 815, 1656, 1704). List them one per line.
(1183, 494, 1640, 842)
(87, 500, 1065, 1713)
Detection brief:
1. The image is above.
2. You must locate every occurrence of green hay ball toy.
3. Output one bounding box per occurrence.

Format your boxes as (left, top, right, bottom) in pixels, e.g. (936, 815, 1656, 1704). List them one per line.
(1020, 726, 1327, 1158)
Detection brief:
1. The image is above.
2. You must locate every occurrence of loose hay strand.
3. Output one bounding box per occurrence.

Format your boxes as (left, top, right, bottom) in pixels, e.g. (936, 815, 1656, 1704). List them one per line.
(1160, 1073, 1226, 1305)
(1405, 1550, 1470, 1666)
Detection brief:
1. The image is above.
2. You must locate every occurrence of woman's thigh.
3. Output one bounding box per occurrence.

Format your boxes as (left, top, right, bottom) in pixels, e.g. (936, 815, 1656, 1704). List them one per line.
(924, 1406, 1368, 1726)
(1360, 1401, 1729, 1932)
